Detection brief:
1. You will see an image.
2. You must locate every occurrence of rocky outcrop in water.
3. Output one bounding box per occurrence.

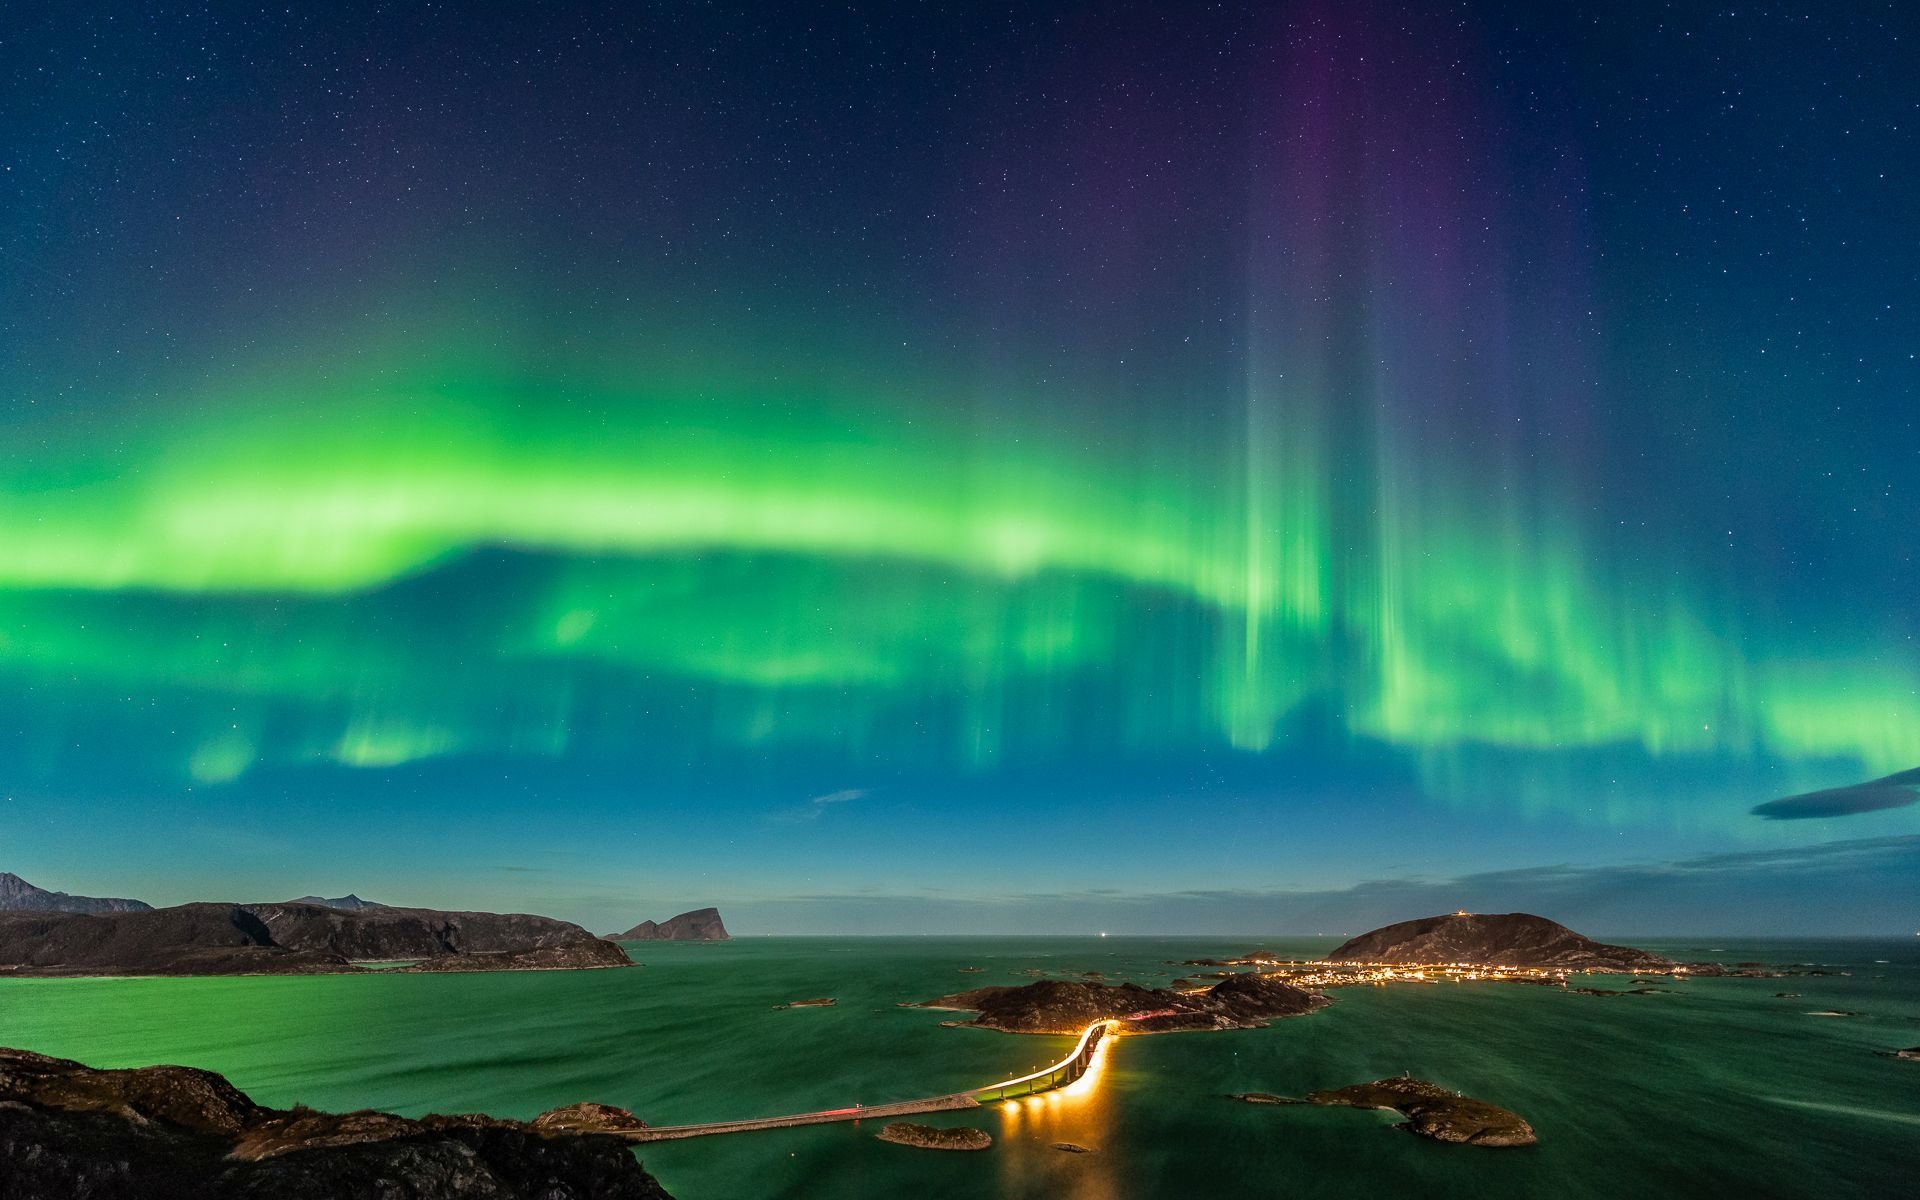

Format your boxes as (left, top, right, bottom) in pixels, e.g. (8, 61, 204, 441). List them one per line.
(530, 1102, 652, 1135)
(0, 903, 632, 977)
(1302, 1076, 1537, 1146)
(0, 872, 151, 915)
(875, 1122, 991, 1150)
(608, 907, 730, 941)
(0, 1047, 673, 1199)
(1330, 912, 1673, 972)
(922, 973, 1325, 1035)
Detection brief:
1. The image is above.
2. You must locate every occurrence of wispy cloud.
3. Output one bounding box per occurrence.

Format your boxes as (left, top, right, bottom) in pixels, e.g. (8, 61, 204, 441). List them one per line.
(769, 787, 869, 824)
(1751, 767, 1920, 820)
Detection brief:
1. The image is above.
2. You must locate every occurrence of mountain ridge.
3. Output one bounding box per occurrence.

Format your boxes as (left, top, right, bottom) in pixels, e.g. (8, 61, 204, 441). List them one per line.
(0, 902, 632, 976)
(0, 872, 152, 916)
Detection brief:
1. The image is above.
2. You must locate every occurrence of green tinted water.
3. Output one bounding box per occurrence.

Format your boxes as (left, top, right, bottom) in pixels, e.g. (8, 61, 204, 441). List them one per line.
(2, 937, 1915, 1198)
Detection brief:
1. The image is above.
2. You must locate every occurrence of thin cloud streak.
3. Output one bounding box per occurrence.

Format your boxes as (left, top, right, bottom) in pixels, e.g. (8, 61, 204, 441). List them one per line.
(768, 787, 870, 824)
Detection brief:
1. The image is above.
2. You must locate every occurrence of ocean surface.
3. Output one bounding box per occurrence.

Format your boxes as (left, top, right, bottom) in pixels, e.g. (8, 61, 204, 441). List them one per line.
(2, 936, 1916, 1198)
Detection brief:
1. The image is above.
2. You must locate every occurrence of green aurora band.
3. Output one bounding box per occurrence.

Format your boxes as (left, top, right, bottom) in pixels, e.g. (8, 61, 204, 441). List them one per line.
(3, 330, 1915, 808)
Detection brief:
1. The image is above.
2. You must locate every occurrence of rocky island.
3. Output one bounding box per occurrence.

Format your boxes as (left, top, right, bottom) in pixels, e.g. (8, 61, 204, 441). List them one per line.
(1240, 1076, 1537, 1147)
(0, 901, 632, 977)
(921, 973, 1325, 1034)
(875, 1122, 992, 1150)
(1329, 912, 1674, 972)
(608, 907, 731, 941)
(0, 1047, 673, 1198)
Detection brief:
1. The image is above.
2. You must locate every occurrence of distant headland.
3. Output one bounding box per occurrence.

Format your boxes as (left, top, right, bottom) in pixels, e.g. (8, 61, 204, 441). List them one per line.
(608, 907, 731, 942)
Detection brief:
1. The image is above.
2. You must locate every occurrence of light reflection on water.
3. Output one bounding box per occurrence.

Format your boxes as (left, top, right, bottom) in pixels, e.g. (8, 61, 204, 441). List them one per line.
(996, 1033, 1120, 1200)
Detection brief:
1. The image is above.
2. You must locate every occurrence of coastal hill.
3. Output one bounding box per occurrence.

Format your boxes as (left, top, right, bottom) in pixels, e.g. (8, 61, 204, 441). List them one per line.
(609, 906, 730, 941)
(0, 1046, 673, 1198)
(924, 973, 1325, 1034)
(1329, 912, 1673, 971)
(0, 903, 631, 977)
(0, 872, 152, 915)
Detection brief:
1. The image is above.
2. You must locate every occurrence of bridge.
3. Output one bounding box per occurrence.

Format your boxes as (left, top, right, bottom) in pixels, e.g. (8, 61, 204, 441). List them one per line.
(622, 1020, 1113, 1143)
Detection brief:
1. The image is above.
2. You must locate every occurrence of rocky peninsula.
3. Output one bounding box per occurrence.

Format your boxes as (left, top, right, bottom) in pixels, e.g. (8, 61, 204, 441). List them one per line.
(0, 1047, 672, 1198)
(0, 902, 632, 977)
(921, 973, 1325, 1034)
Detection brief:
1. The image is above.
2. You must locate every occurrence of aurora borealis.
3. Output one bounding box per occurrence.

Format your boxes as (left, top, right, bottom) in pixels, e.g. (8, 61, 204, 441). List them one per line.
(3, 3, 1915, 931)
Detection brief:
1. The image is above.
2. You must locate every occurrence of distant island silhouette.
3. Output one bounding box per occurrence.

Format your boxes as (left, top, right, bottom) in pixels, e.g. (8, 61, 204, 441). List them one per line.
(608, 907, 731, 942)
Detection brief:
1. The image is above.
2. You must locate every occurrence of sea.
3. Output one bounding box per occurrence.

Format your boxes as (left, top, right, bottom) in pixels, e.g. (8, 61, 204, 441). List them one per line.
(2, 936, 1916, 1199)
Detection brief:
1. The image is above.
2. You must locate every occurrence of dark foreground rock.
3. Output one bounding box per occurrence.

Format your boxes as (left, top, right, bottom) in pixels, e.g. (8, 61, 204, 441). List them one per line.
(875, 1122, 991, 1150)
(0, 1047, 672, 1199)
(1304, 1077, 1537, 1147)
(921, 973, 1325, 1035)
(0, 903, 631, 977)
(1329, 912, 1673, 972)
(608, 907, 730, 942)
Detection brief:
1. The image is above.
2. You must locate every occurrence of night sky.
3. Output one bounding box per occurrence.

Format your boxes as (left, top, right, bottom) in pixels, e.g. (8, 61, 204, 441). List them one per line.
(3, 2, 1915, 934)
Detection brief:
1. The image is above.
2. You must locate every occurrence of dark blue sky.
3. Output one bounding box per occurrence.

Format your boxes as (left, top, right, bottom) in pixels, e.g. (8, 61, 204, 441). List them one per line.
(2, 2, 1915, 933)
